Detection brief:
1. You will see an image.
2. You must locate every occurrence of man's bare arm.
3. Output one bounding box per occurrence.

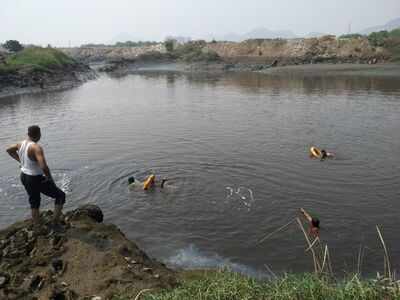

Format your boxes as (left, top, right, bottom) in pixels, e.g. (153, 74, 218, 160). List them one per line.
(300, 208, 313, 223)
(6, 144, 21, 163)
(33, 145, 52, 179)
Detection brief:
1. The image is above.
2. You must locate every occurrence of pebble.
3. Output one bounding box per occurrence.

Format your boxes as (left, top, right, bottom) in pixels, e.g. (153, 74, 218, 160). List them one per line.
(51, 258, 63, 272)
(142, 267, 152, 273)
(27, 231, 34, 239)
(0, 275, 8, 287)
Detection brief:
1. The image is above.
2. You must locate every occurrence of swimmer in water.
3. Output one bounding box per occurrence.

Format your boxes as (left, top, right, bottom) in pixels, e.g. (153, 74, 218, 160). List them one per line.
(300, 208, 320, 238)
(320, 149, 334, 161)
(128, 176, 168, 189)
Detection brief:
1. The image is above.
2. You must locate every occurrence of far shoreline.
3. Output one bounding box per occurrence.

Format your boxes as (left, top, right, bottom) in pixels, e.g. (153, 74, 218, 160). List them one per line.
(1, 62, 399, 100)
(258, 63, 400, 77)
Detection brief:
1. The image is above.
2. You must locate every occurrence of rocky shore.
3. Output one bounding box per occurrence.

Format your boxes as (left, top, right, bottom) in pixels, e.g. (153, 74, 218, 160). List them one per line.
(0, 63, 96, 99)
(0, 205, 177, 300)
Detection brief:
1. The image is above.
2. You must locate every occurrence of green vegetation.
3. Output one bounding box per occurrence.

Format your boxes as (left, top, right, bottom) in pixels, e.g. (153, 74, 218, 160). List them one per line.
(81, 41, 159, 48)
(368, 31, 390, 47)
(339, 33, 364, 39)
(164, 39, 175, 52)
(390, 28, 400, 38)
(385, 38, 400, 62)
(3, 40, 24, 53)
(172, 41, 221, 63)
(367, 28, 400, 46)
(135, 40, 221, 63)
(114, 41, 159, 47)
(0, 47, 76, 73)
(114, 226, 399, 300)
(113, 269, 400, 300)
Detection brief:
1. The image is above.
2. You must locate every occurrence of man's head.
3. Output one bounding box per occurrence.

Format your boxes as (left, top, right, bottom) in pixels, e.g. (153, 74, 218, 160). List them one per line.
(311, 218, 320, 229)
(28, 125, 41, 142)
(128, 177, 135, 185)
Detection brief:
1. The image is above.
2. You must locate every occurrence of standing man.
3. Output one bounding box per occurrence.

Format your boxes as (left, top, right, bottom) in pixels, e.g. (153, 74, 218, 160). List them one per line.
(6, 125, 65, 228)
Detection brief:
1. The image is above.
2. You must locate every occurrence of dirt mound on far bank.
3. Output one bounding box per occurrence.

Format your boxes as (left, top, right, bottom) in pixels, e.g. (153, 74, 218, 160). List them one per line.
(0, 205, 177, 300)
(205, 36, 390, 65)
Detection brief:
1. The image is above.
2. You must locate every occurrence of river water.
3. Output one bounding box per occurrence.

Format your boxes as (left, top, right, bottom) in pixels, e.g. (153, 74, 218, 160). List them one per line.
(1, 69, 400, 277)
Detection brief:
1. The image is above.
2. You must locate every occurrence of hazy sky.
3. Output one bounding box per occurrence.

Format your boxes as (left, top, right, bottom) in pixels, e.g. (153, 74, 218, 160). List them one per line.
(1, 0, 399, 46)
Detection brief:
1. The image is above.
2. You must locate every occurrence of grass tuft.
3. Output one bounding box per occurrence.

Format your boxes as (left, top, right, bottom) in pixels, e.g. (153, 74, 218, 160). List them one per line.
(112, 269, 400, 300)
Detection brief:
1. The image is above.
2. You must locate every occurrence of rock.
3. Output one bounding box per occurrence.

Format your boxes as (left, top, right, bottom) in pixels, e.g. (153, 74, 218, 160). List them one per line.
(0, 273, 10, 288)
(68, 204, 104, 223)
(0, 206, 177, 299)
(29, 274, 44, 291)
(50, 284, 78, 300)
(142, 267, 152, 273)
(51, 258, 63, 273)
(91, 296, 102, 300)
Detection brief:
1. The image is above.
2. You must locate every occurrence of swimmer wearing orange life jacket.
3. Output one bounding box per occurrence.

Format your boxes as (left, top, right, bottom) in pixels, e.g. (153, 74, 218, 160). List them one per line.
(128, 175, 168, 190)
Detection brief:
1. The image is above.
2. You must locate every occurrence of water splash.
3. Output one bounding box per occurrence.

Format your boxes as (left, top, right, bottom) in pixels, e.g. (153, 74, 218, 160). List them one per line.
(166, 244, 268, 279)
(225, 186, 255, 211)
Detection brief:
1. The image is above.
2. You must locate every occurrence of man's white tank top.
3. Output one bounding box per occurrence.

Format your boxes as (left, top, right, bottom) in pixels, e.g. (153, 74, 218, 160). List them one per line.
(19, 140, 43, 176)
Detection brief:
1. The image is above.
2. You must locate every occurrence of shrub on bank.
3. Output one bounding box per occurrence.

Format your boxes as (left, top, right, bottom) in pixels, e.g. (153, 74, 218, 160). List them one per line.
(339, 33, 364, 39)
(1, 47, 76, 72)
(3, 40, 24, 53)
(173, 42, 221, 63)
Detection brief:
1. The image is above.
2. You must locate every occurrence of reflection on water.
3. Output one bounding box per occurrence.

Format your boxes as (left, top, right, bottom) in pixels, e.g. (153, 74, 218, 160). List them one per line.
(1, 70, 400, 276)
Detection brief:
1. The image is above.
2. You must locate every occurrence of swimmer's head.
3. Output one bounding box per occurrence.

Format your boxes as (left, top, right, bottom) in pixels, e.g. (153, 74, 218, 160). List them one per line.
(312, 218, 320, 229)
(128, 177, 135, 185)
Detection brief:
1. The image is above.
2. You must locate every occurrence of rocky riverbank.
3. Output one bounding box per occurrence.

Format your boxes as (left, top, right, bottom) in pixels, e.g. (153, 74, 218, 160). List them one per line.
(0, 64, 96, 99)
(0, 205, 177, 300)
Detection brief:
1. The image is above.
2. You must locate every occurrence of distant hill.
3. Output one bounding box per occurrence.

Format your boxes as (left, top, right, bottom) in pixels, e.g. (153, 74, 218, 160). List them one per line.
(110, 33, 148, 44)
(304, 32, 328, 38)
(242, 27, 297, 40)
(360, 17, 400, 34)
(209, 27, 297, 42)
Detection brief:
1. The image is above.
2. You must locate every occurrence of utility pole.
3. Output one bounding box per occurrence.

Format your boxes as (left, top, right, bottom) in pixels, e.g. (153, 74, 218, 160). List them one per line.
(348, 22, 352, 34)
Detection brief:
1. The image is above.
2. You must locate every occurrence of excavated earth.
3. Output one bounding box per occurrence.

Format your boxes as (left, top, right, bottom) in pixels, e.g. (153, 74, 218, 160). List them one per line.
(0, 205, 177, 300)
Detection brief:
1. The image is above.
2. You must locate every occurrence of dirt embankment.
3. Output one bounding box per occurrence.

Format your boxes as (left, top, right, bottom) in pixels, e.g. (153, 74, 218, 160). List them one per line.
(206, 36, 389, 65)
(0, 205, 177, 300)
(61, 36, 391, 68)
(60, 44, 165, 63)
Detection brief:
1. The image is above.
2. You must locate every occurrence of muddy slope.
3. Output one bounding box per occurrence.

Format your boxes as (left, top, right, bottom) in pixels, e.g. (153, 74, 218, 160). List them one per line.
(0, 205, 177, 300)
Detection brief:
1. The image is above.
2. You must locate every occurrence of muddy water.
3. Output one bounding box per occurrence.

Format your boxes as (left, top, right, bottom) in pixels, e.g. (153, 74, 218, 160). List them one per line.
(1, 70, 400, 276)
